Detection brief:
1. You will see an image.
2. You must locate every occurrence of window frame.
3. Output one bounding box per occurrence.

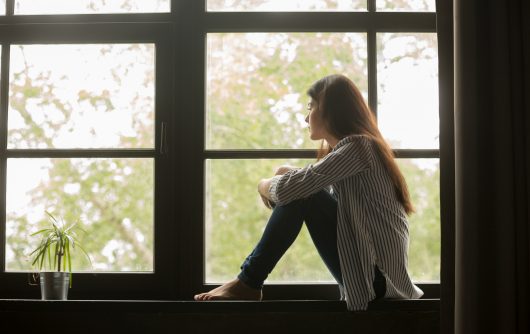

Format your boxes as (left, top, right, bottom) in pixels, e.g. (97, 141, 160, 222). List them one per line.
(0, 0, 449, 301)
(0, 13, 176, 299)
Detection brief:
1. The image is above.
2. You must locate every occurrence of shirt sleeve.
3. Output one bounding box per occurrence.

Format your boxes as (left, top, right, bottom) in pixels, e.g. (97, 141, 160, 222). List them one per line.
(269, 137, 374, 206)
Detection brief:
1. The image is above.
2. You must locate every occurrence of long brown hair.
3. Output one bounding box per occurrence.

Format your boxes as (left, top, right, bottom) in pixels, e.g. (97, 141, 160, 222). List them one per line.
(307, 74, 414, 215)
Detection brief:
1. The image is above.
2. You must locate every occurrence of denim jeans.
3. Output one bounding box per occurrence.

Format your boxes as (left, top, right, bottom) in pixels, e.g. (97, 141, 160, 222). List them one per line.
(237, 190, 386, 299)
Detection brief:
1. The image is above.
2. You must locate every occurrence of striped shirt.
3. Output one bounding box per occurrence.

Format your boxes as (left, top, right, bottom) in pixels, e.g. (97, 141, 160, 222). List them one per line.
(268, 135, 423, 311)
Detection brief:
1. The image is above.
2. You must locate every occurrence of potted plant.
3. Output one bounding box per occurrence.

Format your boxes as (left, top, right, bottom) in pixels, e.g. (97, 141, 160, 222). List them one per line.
(29, 211, 91, 300)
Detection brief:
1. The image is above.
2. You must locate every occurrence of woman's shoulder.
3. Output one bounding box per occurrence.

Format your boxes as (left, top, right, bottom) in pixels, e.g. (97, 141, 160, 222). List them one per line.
(332, 135, 375, 164)
(334, 134, 373, 151)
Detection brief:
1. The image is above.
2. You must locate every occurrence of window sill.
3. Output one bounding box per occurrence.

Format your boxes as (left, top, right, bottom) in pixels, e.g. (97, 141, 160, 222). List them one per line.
(0, 299, 439, 333)
(0, 298, 439, 312)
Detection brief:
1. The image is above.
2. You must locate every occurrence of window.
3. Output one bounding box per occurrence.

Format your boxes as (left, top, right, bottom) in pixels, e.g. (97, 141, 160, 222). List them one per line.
(377, 0, 436, 12)
(203, 0, 440, 296)
(14, 0, 170, 15)
(0, 11, 172, 297)
(6, 45, 156, 273)
(0, 0, 443, 300)
(204, 32, 368, 284)
(207, 0, 366, 12)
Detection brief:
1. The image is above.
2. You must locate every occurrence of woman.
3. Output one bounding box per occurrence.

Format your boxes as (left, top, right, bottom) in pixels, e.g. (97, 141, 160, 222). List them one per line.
(194, 74, 423, 310)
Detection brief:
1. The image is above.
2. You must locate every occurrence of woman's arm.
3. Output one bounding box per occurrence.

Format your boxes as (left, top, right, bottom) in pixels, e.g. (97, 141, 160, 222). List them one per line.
(269, 138, 373, 206)
(258, 165, 299, 209)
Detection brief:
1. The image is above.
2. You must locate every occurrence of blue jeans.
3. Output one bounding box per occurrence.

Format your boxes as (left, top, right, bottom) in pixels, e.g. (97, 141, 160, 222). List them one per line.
(237, 190, 387, 298)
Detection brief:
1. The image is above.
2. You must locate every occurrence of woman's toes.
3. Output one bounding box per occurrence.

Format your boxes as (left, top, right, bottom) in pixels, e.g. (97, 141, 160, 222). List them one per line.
(195, 293, 207, 301)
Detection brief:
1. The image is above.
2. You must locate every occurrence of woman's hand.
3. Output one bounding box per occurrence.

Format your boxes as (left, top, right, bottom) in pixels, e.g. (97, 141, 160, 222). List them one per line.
(258, 178, 274, 209)
(258, 166, 298, 209)
(258, 178, 272, 198)
(260, 194, 274, 209)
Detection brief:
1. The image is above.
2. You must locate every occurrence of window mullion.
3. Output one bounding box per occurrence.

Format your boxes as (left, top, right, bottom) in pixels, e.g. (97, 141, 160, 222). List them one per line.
(0, 44, 9, 154)
(5, 149, 157, 159)
(368, 29, 378, 117)
(0, 44, 9, 272)
(6, 0, 14, 16)
(368, 0, 376, 12)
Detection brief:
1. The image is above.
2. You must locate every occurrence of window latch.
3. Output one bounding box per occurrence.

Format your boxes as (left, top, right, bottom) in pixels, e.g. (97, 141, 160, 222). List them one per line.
(160, 121, 168, 155)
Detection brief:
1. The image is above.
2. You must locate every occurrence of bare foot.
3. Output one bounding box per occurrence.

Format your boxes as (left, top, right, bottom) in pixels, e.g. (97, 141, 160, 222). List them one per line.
(194, 278, 263, 301)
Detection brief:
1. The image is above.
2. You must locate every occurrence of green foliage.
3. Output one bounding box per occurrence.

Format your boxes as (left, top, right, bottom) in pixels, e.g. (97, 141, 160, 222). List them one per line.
(30, 211, 91, 286)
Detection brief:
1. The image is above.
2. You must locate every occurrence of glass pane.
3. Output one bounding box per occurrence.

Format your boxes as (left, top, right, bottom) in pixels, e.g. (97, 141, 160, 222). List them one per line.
(206, 158, 440, 283)
(205, 159, 334, 283)
(15, 0, 170, 14)
(0, 0, 5, 15)
(5, 158, 154, 272)
(207, 33, 368, 150)
(8, 44, 155, 149)
(377, 33, 438, 149)
(377, 0, 435, 11)
(208, 0, 366, 11)
(398, 158, 440, 282)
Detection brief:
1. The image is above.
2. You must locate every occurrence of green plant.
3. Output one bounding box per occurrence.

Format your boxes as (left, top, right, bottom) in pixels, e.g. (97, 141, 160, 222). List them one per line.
(30, 211, 91, 286)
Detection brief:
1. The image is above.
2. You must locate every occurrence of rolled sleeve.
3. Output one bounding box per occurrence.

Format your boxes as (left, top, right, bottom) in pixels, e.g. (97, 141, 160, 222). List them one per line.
(268, 175, 282, 204)
(268, 137, 373, 206)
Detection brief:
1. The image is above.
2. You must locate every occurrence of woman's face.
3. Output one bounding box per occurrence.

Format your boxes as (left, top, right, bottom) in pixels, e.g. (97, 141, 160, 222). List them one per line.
(305, 99, 327, 141)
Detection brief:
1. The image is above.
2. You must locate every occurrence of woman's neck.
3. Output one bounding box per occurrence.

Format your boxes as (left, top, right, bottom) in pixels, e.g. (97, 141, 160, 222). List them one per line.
(326, 136, 340, 148)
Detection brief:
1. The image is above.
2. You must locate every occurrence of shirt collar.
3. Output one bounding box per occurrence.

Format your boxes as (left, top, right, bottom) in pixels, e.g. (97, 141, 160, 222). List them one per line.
(332, 135, 366, 151)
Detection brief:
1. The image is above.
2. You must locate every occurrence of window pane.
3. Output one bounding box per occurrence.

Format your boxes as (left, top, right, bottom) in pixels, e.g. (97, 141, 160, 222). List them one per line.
(207, 33, 368, 150)
(205, 159, 334, 283)
(0, 0, 5, 15)
(376, 0, 435, 11)
(207, 0, 366, 12)
(8, 44, 155, 149)
(5, 158, 154, 272)
(398, 158, 440, 282)
(15, 0, 170, 14)
(206, 158, 440, 283)
(377, 33, 438, 149)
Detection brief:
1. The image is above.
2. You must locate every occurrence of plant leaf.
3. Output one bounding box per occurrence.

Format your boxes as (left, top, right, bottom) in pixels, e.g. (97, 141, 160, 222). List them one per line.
(45, 211, 58, 224)
(47, 243, 52, 271)
(62, 238, 68, 273)
(64, 222, 78, 234)
(76, 243, 93, 267)
(30, 228, 52, 237)
(31, 244, 45, 268)
(65, 235, 75, 248)
(54, 241, 59, 271)
(38, 241, 47, 271)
